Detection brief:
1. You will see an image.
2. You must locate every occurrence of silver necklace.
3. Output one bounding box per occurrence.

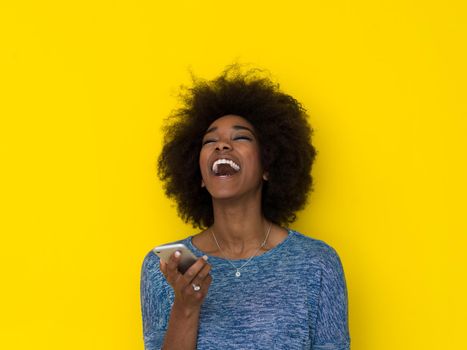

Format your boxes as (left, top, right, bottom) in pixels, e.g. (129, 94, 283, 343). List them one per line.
(211, 223, 272, 278)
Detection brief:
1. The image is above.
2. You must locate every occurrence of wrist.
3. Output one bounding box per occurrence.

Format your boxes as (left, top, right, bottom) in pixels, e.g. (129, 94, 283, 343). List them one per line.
(172, 300, 201, 318)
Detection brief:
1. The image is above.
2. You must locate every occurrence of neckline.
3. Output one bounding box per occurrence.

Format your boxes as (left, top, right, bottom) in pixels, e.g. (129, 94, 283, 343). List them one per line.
(187, 228, 296, 263)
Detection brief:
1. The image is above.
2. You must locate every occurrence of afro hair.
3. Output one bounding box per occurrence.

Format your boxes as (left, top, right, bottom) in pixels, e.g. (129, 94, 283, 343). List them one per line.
(157, 64, 317, 229)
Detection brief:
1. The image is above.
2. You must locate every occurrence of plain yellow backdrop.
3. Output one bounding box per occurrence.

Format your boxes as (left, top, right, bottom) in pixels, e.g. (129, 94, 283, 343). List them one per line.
(1, 0, 466, 349)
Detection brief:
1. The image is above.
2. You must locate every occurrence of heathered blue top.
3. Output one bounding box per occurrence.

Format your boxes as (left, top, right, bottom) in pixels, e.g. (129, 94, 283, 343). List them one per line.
(140, 229, 350, 350)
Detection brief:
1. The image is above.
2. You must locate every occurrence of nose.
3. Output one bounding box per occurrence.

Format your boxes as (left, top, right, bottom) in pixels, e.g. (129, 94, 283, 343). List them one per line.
(215, 139, 232, 151)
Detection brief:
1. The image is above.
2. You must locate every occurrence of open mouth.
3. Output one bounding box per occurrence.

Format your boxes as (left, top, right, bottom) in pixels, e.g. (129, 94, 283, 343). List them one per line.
(212, 158, 241, 176)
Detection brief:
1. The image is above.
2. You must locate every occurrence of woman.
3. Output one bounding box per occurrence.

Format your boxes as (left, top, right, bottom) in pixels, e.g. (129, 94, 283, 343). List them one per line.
(141, 65, 350, 350)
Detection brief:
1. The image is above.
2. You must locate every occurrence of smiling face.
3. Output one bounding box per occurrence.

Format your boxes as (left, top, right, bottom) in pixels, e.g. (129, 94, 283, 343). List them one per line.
(199, 115, 266, 200)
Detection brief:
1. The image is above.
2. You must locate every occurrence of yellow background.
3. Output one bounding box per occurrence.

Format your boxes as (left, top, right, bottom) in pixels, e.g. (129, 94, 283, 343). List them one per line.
(1, 0, 466, 349)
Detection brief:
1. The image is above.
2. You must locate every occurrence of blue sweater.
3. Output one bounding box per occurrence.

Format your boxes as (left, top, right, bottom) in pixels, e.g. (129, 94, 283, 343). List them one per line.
(140, 229, 350, 349)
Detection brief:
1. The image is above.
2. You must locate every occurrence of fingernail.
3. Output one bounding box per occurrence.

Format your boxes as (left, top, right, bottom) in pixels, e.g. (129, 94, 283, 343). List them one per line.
(174, 251, 181, 258)
(202, 255, 208, 261)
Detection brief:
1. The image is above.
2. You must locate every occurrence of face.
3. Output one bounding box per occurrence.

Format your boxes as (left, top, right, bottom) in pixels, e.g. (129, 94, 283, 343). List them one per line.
(199, 115, 266, 200)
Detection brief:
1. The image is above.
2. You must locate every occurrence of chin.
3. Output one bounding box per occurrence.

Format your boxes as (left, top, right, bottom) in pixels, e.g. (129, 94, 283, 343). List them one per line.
(207, 186, 262, 202)
(208, 189, 239, 200)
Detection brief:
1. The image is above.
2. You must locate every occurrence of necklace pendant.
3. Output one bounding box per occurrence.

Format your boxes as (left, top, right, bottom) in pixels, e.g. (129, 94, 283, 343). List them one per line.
(235, 270, 241, 277)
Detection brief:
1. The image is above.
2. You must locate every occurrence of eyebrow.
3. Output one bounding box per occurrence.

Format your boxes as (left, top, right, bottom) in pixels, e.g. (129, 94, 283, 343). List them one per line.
(204, 125, 255, 135)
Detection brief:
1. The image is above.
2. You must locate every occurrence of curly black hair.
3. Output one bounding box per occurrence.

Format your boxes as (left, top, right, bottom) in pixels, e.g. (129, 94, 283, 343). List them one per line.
(157, 64, 317, 229)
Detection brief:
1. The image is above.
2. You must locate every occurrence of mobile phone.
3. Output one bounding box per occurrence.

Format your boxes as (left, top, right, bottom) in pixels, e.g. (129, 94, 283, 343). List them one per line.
(153, 243, 199, 274)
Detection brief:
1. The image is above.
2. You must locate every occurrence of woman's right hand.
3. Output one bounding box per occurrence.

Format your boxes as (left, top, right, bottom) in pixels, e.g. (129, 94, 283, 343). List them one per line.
(160, 251, 212, 311)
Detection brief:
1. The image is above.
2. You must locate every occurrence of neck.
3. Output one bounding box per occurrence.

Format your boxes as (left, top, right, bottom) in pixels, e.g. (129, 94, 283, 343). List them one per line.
(211, 193, 269, 256)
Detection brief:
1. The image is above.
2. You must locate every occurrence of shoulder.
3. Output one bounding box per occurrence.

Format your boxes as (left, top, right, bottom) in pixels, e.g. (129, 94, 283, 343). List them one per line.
(287, 230, 345, 269)
(141, 249, 159, 273)
(140, 250, 162, 288)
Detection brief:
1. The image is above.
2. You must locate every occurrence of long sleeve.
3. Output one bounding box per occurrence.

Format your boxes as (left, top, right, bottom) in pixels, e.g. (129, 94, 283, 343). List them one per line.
(140, 251, 172, 350)
(312, 246, 351, 350)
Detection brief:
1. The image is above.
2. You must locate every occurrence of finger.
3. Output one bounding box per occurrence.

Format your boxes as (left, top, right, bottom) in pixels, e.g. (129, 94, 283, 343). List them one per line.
(191, 262, 211, 285)
(193, 274, 213, 300)
(167, 250, 181, 272)
(166, 251, 182, 284)
(176, 255, 209, 289)
(159, 260, 167, 276)
(167, 251, 182, 278)
(189, 267, 212, 299)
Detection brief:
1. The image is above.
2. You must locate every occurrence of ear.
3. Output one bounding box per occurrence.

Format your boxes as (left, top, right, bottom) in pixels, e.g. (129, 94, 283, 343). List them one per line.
(262, 172, 269, 181)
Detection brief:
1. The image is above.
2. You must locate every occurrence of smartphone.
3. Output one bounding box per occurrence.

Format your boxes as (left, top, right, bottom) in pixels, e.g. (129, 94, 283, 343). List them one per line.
(153, 243, 198, 274)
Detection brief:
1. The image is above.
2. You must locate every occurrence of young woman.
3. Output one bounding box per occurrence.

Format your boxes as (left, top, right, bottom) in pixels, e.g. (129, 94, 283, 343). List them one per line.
(141, 65, 350, 350)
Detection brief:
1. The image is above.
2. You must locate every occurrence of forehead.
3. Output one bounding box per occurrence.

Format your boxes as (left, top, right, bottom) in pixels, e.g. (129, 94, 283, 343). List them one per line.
(205, 115, 255, 132)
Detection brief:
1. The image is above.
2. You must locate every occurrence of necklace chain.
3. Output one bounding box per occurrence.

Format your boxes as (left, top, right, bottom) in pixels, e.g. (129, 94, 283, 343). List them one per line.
(211, 222, 272, 277)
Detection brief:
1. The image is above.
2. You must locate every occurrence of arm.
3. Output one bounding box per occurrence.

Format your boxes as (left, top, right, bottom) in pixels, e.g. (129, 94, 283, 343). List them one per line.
(160, 251, 212, 350)
(141, 252, 169, 349)
(312, 246, 351, 350)
(161, 300, 201, 349)
(140, 251, 212, 350)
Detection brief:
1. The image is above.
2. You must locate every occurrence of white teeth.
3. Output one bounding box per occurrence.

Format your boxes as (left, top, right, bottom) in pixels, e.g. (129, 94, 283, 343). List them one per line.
(212, 158, 241, 173)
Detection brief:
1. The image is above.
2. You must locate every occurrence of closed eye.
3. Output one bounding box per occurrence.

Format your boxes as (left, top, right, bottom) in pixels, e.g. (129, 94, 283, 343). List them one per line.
(234, 136, 252, 141)
(202, 135, 253, 145)
(202, 139, 216, 146)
